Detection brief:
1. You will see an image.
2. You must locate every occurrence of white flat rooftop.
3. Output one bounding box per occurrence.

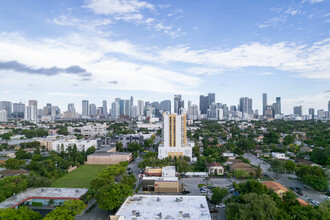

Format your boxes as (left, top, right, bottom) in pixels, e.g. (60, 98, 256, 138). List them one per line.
(0, 187, 88, 209)
(113, 195, 211, 220)
(142, 176, 178, 181)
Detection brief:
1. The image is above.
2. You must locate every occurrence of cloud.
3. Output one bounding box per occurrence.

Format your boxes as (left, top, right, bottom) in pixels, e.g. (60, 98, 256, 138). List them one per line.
(82, 0, 184, 38)
(156, 40, 330, 80)
(325, 90, 330, 93)
(0, 60, 92, 77)
(307, 0, 324, 3)
(108, 80, 118, 84)
(0, 32, 199, 95)
(84, 0, 154, 15)
(52, 15, 113, 36)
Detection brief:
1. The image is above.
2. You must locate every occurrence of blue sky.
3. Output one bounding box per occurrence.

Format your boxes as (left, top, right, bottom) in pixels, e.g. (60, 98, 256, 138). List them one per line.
(0, 0, 329, 114)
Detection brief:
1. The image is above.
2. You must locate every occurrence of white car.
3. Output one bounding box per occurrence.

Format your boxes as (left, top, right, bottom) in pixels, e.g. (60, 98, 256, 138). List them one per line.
(216, 204, 226, 208)
(201, 189, 209, 193)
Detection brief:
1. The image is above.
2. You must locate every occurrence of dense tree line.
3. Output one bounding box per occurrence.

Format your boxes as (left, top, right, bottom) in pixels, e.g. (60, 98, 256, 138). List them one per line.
(0, 200, 86, 220)
(86, 162, 136, 210)
(226, 180, 330, 219)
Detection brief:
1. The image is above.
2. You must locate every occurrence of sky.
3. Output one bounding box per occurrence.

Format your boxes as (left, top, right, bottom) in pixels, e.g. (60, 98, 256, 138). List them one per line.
(0, 0, 329, 114)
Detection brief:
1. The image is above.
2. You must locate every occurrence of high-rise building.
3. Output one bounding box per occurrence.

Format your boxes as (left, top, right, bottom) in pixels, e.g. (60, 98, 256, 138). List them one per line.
(276, 97, 281, 114)
(0, 110, 7, 122)
(121, 100, 130, 117)
(97, 107, 103, 116)
(328, 100, 330, 112)
(151, 101, 160, 116)
(158, 113, 192, 160)
(89, 103, 97, 116)
(199, 93, 215, 115)
(130, 96, 133, 106)
(137, 100, 144, 116)
(82, 100, 89, 117)
(317, 109, 325, 118)
(68, 103, 75, 113)
(265, 105, 274, 118)
(111, 101, 120, 118)
(293, 106, 302, 116)
(309, 108, 315, 119)
(239, 97, 253, 114)
(25, 106, 37, 122)
(262, 93, 267, 116)
(13, 102, 25, 118)
(28, 100, 38, 109)
(130, 105, 137, 118)
(199, 95, 209, 114)
(187, 104, 199, 120)
(43, 103, 52, 116)
(0, 101, 12, 117)
(208, 93, 215, 105)
(174, 95, 184, 114)
(51, 106, 57, 118)
(272, 103, 280, 115)
(102, 100, 108, 116)
(160, 100, 171, 113)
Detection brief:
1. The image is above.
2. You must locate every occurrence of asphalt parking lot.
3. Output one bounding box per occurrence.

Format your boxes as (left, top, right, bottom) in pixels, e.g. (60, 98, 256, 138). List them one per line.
(180, 177, 243, 196)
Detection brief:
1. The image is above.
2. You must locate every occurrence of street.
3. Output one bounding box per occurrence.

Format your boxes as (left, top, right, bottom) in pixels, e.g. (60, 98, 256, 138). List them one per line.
(244, 153, 326, 203)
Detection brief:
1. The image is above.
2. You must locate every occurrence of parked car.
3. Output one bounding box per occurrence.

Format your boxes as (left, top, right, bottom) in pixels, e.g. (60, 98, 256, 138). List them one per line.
(312, 201, 320, 206)
(216, 204, 226, 208)
(201, 189, 209, 193)
(296, 191, 303, 196)
(295, 187, 302, 192)
(209, 208, 218, 213)
(182, 190, 191, 195)
(208, 185, 215, 189)
(233, 192, 240, 196)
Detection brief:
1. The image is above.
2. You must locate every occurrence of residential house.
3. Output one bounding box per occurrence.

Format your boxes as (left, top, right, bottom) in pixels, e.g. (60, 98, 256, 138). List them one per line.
(207, 162, 224, 175)
(262, 181, 288, 197)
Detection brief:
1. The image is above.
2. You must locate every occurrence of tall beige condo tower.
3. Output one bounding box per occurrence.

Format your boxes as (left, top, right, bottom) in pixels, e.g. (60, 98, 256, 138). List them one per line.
(158, 113, 192, 160)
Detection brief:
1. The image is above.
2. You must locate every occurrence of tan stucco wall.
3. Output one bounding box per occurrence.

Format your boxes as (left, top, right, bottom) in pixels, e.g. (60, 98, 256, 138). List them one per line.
(86, 154, 131, 165)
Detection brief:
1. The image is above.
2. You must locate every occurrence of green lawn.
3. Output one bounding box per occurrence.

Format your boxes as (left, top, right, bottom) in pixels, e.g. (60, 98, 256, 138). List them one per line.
(51, 164, 109, 188)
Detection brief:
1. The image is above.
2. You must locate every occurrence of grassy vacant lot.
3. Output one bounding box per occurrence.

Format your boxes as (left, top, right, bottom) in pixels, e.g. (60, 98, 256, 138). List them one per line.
(51, 164, 108, 188)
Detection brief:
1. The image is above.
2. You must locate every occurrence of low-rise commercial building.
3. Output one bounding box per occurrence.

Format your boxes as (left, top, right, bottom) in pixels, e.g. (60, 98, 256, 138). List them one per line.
(141, 177, 181, 193)
(67, 123, 107, 137)
(50, 139, 97, 152)
(0, 187, 88, 209)
(86, 146, 132, 165)
(144, 167, 162, 176)
(110, 195, 211, 220)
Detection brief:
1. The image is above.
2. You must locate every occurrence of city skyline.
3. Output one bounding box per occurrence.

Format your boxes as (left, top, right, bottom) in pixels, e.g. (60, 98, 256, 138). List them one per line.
(0, 92, 330, 116)
(0, 0, 329, 114)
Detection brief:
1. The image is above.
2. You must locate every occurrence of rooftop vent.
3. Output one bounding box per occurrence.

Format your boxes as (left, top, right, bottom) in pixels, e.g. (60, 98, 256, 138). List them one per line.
(200, 204, 204, 208)
(75, 189, 79, 193)
(157, 212, 162, 219)
(176, 197, 183, 202)
(157, 197, 160, 202)
(183, 213, 190, 218)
